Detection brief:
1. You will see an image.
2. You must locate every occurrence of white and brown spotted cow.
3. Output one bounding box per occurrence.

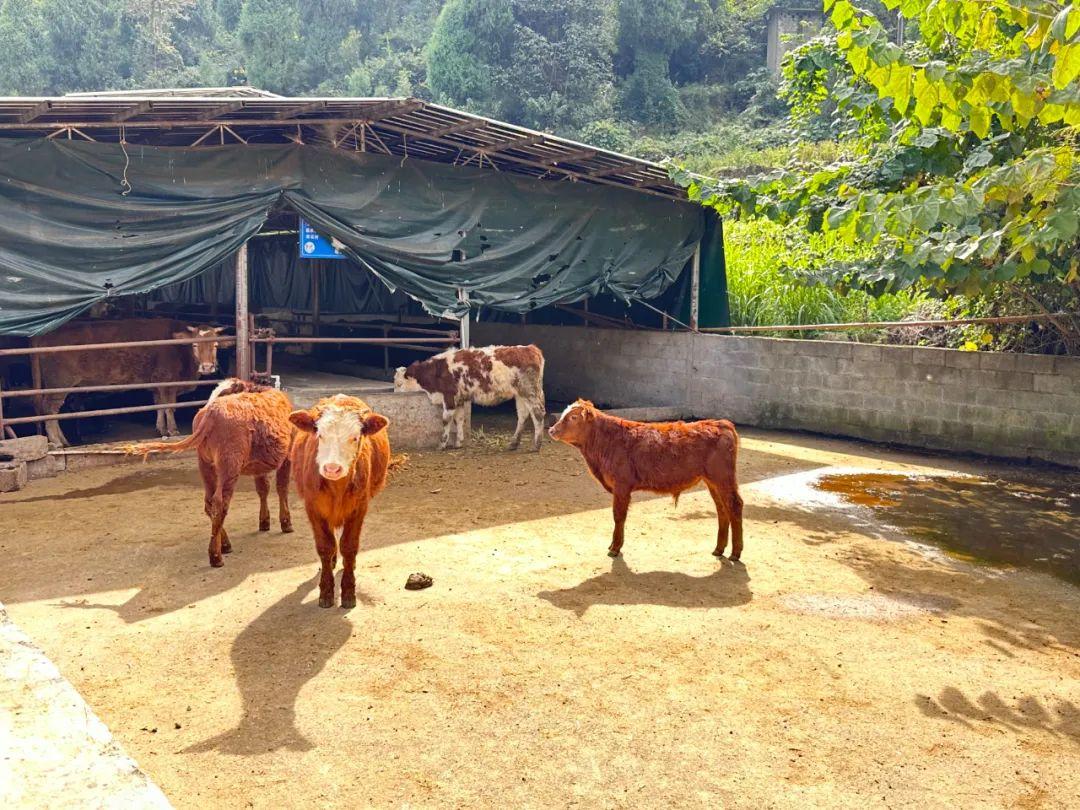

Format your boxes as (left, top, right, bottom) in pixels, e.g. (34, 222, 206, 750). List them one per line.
(394, 345, 546, 451)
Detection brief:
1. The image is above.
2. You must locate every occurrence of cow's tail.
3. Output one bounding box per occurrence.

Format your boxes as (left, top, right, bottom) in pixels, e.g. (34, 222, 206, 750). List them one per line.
(124, 417, 210, 458)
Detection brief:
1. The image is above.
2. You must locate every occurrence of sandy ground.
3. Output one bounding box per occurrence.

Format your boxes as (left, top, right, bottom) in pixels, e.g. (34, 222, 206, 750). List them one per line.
(1, 417, 1078, 809)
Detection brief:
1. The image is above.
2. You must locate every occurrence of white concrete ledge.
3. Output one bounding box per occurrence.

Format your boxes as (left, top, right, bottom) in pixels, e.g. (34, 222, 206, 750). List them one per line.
(0, 603, 172, 809)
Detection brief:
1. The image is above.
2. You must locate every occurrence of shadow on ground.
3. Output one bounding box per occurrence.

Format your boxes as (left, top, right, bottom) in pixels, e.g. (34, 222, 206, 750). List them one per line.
(916, 688, 1080, 745)
(186, 575, 370, 755)
(538, 556, 752, 617)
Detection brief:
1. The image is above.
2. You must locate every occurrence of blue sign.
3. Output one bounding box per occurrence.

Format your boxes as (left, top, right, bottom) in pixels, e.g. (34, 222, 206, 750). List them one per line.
(298, 219, 346, 260)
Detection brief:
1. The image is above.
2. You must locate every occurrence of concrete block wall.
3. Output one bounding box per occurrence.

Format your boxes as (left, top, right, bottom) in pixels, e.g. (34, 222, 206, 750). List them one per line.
(474, 322, 1080, 467)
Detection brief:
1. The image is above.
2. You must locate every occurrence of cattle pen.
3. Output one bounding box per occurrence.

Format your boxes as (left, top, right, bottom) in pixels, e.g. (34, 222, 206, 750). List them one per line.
(1, 89, 1078, 809)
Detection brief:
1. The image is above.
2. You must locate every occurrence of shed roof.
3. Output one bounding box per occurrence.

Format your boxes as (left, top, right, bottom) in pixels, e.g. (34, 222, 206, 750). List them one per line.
(0, 92, 684, 201)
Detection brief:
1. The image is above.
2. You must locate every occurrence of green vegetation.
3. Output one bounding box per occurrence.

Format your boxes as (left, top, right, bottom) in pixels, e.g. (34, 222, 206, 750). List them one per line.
(0, 0, 1075, 351)
(678, 0, 1080, 350)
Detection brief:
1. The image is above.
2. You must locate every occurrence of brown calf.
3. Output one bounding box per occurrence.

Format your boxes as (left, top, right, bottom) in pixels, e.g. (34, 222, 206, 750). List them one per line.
(289, 394, 391, 609)
(32, 318, 227, 447)
(130, 379, 294, 567)
(549, 400, 744, 560)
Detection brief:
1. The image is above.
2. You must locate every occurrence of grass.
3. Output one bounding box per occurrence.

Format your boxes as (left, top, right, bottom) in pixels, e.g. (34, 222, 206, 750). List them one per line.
(724, 220, 926, 338)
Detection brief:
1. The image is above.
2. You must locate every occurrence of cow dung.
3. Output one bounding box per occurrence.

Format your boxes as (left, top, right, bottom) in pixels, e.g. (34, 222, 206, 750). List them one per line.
(405, 573, 433, 591)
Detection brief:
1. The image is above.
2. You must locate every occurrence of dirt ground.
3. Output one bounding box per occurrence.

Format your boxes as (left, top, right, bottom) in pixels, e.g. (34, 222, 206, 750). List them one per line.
(1, 416, 1078, 809)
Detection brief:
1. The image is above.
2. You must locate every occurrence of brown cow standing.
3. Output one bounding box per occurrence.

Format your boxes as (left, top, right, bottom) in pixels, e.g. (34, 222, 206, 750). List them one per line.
(289, 395, 391, 609)
(31, 318, 227, 447)
(130, 379, 294, 567)
(548, 399, 744, 560)
(394, 344, 545, 451)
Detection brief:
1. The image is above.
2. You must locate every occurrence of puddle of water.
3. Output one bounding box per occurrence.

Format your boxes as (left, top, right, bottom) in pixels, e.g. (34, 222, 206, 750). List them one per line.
(815, 471, 1080, 585)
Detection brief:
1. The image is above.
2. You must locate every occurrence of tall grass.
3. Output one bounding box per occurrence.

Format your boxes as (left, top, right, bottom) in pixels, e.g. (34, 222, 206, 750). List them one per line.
(724, 220, 926, 339)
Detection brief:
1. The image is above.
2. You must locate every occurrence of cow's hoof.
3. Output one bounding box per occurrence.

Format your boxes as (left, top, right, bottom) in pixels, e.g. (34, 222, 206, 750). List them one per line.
(341, 594, 356, 610)
(318, 595, 334, 609)
(281, 523, 294, 534)
(259, 522, 271, 532)
(209, 556, 224, 568)
(607, 549, 621, 558)
(730, 553, 742, 563)
(712, 548, 724, 557)
(221, 541, 232, 554)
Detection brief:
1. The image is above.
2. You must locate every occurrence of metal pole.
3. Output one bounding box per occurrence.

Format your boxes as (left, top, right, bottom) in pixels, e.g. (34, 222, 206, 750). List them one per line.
(30, 355, 43, 435)
(312, 266, 321, 338)
(689, 242, 701, 331)
(457, 289, 470, 348)
(0, 379, 6, 440)
(235, 242, 251, 380)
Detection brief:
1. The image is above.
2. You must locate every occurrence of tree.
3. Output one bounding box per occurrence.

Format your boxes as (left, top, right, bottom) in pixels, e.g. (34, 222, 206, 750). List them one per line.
(616, 0, 691, 126)
(678, 0, 1080, 299)
(0, 0, 49, 95)
(426, 0, 616, 132)
(237, 0, 306, 94)
(38, 0, 130, 93)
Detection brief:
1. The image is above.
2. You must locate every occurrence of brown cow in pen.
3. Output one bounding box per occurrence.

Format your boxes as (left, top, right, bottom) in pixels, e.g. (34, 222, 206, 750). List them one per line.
(549, 400, 744, 560)
(129, 379, 294, 567)
(394, 344, 545, 451)
(289, 394, 391, 609)
(31, 318, 227, 447)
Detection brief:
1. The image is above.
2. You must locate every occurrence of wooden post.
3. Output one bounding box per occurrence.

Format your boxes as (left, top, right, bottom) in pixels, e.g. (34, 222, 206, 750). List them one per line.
(457, 289, 471, 443)
(311, 265, 321, 338)
(689, 242, 701, 331)
(30, 355, 43, 435)
(0, 379, 6, 439)
(234, 242, 251, 380)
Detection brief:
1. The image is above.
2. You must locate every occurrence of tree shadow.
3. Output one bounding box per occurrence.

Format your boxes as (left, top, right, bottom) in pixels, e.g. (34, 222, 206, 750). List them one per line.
(538, 556, 752, 617)
(186, 574, 369, 756)
(916, 687, 1080, 745)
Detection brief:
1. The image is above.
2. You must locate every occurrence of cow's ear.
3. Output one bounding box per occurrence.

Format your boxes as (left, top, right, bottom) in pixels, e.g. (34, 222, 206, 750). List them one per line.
(212, 326, 228, 335)
(289, 410, 318, 433)
(361, 413, 389, 436)
(186, 325, 199, 333)
(172, 331, 192, 341)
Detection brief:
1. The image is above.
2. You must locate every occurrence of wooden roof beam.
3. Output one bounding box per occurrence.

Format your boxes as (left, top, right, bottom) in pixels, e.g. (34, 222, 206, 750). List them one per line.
(585, 164, 638, 179)
(111, 101, 152, 122)
(542, 148, 597, 165)
(426, 119, 486, 138)
(360, 98, 425, 123)
(474, 133, 546, 154)
(18, 101, 52, 124)
(201, 101, 246, 119)
(273, 100, 327, 120)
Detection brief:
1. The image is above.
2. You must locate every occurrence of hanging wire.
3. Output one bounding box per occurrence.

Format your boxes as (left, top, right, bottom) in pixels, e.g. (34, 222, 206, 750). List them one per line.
(119, 125, 132, 196)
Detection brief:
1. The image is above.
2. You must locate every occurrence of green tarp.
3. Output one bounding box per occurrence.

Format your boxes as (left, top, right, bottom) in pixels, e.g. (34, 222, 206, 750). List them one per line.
(0, 139, 704, 336)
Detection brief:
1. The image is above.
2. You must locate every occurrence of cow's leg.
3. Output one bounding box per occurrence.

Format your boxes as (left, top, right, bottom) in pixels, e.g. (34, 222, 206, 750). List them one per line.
(609, 487, 632, 558)
(276, 460, 293, 533)
(706, 482, 732, 558)
(338, 509, 368, 610)
(306, 507, 338, 608)
(439, 408, 454, 450)
(454, 405, 468, 448)
(199, 457, 231, 554)
(40, 394, 70, 448)
(163, 391, 180, 437)
(255, 475, 271, 532)
(508, 397, 529, 450)
(726, 490, 744, 561)
(529, 401, 546, 452)
(208, 472, 239, 567)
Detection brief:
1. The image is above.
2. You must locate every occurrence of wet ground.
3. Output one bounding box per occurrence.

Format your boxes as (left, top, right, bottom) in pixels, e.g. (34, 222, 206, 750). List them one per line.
(815, 470, 1080, 585)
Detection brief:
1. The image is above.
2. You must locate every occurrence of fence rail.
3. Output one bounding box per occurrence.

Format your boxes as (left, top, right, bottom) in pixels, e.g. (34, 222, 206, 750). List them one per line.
(701, 312, 1070, 334)
(0, 326, 458, 440)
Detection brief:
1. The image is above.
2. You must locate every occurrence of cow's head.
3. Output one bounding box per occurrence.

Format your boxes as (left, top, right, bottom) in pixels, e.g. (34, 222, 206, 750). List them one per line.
(548, 399, 597, 446)
(393, 365, 421, 393)
(289, 395, 389, 481)
(174, 325, 227, 376)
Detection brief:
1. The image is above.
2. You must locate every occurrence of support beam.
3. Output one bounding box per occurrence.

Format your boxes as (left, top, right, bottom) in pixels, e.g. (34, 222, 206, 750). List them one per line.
(689, 242, 701, 332)
(201, 101, 245, 120)
(474, 133, 545, 155)
(425, 119, 485, 138)
(273, 101, 327, 120)
(235, 243, 251, 380)
(18, 102, 52, 124)
(543, 148, 597, 165)
(111, 102, 152, 122)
